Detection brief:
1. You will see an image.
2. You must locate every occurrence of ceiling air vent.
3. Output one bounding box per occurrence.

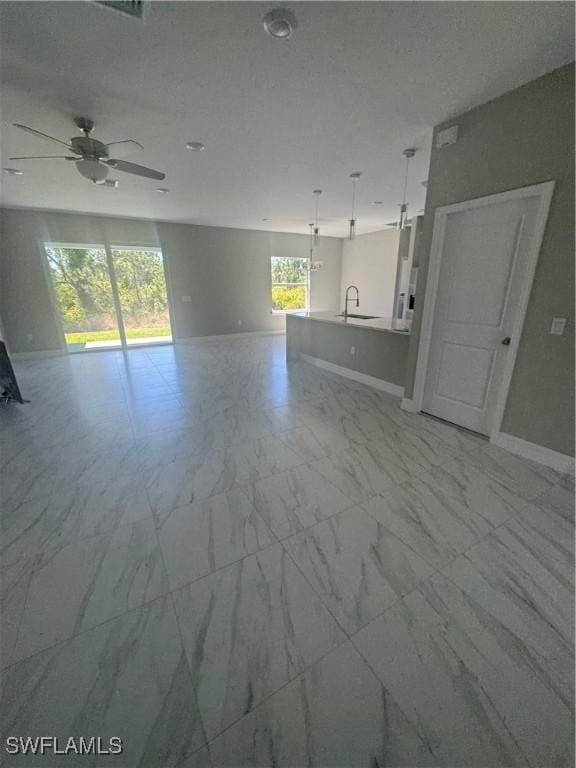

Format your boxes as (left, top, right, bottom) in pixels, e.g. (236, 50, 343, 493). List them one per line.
(96, 1, 146, 19)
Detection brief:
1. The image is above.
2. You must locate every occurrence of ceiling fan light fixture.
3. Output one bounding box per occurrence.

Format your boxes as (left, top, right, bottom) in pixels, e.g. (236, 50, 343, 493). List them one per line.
(76, 158, 108, 182)
(12, 119, 165, 185)
(263, 7, 297, 39)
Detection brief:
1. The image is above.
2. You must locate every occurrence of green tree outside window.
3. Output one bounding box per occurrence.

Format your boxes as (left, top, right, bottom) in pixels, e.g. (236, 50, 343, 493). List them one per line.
(271, 256, 308, 311)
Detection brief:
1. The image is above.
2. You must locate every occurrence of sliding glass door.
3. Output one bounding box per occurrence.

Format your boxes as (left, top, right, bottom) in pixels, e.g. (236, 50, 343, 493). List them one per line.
(111, 247, 172, 346)
(45, 243, 172, 353)
(45, 245, 122, 351)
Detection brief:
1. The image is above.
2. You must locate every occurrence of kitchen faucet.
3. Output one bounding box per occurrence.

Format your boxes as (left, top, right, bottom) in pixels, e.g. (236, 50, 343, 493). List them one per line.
(344, 285, 360, 319)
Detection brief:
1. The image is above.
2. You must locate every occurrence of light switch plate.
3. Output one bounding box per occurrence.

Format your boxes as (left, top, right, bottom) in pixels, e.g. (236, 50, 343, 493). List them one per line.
(550, 317, 567, 335)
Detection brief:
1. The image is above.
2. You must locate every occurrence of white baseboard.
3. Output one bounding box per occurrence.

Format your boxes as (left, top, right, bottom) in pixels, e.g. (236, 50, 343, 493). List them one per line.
(491, 431, 575, 476)
(11, 349, 65, 361)
(400, 397, 419, 413)
(299, 354, 404, 398)
(176, 330, 285, 344)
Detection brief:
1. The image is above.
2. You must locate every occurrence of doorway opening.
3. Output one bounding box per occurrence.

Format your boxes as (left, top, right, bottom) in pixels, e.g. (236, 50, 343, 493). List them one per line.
(44, 243, 172, 353)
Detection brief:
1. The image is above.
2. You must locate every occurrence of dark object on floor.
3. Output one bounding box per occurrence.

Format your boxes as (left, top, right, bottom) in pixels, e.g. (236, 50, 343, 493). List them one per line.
(0, 340, 25, 406)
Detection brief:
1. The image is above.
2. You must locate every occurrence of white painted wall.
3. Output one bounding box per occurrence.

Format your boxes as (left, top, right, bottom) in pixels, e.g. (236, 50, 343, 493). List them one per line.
(340, 229, 400, 317)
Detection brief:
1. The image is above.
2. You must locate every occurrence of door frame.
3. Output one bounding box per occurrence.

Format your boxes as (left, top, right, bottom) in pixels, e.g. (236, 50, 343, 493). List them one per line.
(410, 181, 555, 440)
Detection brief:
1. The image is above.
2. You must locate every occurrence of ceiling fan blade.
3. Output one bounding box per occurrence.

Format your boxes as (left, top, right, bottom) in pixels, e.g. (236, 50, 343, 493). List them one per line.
(9, 155, 76, 160)
(12, 123, 78, 151)
(104, 139, 143, 157)
(105, 159, 165, 180)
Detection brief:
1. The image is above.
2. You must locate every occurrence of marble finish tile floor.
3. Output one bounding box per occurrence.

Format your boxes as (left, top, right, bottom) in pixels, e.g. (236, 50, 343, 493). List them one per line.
(0, 335, 574, 767)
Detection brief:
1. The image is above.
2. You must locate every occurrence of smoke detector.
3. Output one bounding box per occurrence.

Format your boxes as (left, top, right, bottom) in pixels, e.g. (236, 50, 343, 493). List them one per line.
(263, 8, 297, 39)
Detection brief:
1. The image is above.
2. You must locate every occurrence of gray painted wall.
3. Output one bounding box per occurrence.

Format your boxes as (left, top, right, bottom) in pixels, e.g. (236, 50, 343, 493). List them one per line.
(157, 222, 342, 339)
(407, 63, 575, 456)
(286, 314, 408, 388)
(0, 209, 342, 353)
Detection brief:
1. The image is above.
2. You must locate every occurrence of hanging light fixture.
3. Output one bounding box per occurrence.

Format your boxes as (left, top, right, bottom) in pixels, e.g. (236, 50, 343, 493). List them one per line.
(397, 148, 417, 230)
(312, 189, 322, 245)
(306, 222, 323, 272)
(305, 222, 315, 271)
(348, 172, 362, 239)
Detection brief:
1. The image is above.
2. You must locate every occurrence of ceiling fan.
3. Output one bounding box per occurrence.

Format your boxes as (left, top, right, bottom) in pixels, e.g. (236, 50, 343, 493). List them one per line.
(10, 117, 165, 186)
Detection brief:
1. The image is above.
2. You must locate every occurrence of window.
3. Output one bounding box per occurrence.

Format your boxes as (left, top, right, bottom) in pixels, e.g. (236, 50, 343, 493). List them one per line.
(271, 256, 309, 312)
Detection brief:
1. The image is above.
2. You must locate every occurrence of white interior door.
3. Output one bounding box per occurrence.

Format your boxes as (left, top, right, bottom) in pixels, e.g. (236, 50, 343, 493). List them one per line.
(422, 194, 543, 435)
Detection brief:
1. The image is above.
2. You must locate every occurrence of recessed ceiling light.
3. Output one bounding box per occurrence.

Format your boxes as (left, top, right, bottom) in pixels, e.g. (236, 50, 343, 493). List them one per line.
(263, 7, 297, 39)
(262, 217, 270, 222)
(371, 201, 384, 207)
(3, 167, 23, 175)
(186, 141, 205, 152)
(157, 187, 169, 194)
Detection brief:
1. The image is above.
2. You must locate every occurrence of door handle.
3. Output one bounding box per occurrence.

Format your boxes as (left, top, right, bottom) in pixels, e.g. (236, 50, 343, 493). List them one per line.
(501, 337, 511, 346)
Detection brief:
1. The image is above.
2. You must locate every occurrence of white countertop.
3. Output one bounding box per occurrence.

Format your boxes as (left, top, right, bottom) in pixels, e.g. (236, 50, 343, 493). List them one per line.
(289, 311, 411, 335)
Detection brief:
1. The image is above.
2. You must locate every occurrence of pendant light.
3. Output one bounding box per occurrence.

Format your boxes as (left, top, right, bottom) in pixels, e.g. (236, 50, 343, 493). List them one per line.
(306, 222, 324, 272)
(312, 189, 322, 245)
(348, 172, 362, 239)
(397, 148, 417, 230)
(304, 222, 314, 271)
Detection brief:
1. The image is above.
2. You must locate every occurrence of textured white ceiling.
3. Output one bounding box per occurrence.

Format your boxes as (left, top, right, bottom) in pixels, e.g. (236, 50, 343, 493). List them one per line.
(0, 1, 573, 236)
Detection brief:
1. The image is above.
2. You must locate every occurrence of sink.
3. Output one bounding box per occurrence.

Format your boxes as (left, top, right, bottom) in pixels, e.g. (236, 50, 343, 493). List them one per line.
(336, 313, 380, 320)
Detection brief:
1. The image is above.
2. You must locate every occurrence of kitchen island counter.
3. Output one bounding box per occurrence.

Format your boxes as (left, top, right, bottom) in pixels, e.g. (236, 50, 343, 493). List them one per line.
(290, 311, 411, 335)
(286, 312, 409, 393)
